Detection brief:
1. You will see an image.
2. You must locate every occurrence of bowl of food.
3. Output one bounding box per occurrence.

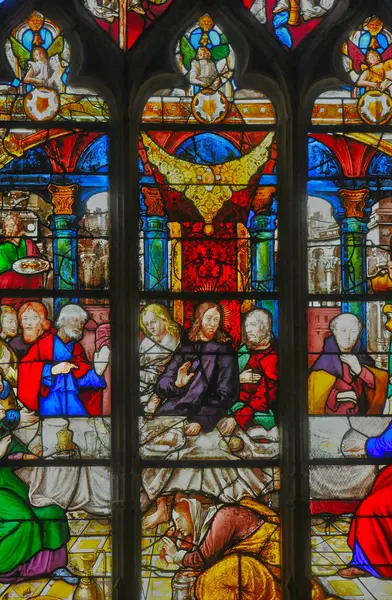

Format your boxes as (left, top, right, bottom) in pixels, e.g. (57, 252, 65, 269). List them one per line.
(13, 257, 50, 275)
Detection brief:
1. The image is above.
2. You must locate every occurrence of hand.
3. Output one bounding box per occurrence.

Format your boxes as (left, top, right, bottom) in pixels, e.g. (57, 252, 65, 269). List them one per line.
(145, 395, 161, 417)
(184, 422, 201, 436)
(52, 362, 78, 375)
(19, 407, 39, 427)
(161, 537, 178, 559)
(336, 391, 358, 404)
(94, 345, 110, 376)
(175, 361, 195, 388)
(0, 406, 5, 421)
(0, 434, 11, 459)
(340, 354, 362, 376)
(341, 431, 368, 457)
(239, 369, 261, 384)
(23, 453, 38, 460)
(219, 417, 237, 436)
(30, 443, 43, 457)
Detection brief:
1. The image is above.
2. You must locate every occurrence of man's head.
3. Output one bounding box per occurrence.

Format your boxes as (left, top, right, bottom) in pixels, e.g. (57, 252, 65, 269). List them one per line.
(140, 303, 179, 342)
(366, 50, 381, 67)
(189, 302, 231, 343)
(329, 313, 362, 353)
(0, 305, 18, 339)
(172, 499, 194, 539)
(243, 309, 273, 350)
(19, 301, 51, 344)
(2, 212, 23, 238)
(55, 304, 89, 342)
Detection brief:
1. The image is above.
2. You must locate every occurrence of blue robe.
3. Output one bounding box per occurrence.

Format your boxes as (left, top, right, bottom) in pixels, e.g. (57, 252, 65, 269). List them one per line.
(40, 336, 105, 416)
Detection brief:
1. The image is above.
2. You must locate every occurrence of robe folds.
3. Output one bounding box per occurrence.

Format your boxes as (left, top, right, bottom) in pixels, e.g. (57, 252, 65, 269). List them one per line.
(308, 335, 387, 415)
(194, 498, 336, 600)
(156, 339, 239, 432)
(182, 498, 281, 600)
(231, 343, 278, 430)
(0, 467, 69, 579)
(348, 465, 392, 578)
(18, 330, 105, 416)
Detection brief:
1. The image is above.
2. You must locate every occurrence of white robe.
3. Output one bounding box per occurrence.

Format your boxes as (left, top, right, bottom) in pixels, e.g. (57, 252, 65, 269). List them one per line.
(139, 332, 179, 406)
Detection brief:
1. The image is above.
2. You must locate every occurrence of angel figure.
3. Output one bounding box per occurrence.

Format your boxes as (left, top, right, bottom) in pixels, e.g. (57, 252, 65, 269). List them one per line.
(346, 41, 392, 94)
(180, 34, 233, 95)
(9, 33, 66, 91)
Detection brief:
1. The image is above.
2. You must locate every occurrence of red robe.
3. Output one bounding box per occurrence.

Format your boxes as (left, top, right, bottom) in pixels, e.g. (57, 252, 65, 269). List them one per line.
(18, 330, 103, 416)
(235, 348, 278, 430)
(348, 465, 392, 578)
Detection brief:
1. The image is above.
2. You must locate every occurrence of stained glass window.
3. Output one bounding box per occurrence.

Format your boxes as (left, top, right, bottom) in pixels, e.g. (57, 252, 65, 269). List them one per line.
(308, 13, 392, 600)
(139, 13, 280, 599)
(0, 8, 112, 600)
(82, 0, 173, 50)
(243, 0, 338, 49)
(5, 1, 392, 599)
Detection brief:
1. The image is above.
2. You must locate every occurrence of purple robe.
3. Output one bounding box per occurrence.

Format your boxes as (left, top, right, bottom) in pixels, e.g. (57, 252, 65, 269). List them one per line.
(156, 339, 239, 432)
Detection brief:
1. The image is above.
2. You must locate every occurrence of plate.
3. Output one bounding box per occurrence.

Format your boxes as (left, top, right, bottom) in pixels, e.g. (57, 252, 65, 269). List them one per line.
(53, 450, 76, 459)
(13, 257, 50, 275)
(141, 429, 186, 458)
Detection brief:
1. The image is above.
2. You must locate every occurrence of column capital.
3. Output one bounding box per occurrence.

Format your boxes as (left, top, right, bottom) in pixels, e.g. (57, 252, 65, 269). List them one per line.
(339, 187, 370, 219)
(141, 186, 165, 217)
(48, 183, 79, 215)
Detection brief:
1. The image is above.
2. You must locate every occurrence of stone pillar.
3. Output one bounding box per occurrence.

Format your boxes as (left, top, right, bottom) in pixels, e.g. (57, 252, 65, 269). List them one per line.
(324, 256, 338, 294)
(338, 188, 369, 328)
(48, 184, 79, 311)
(250, 186, 277, 334)
(250, 186, 276, 293)
(140, 186, 169, 291)
(141, 216, 169, 291)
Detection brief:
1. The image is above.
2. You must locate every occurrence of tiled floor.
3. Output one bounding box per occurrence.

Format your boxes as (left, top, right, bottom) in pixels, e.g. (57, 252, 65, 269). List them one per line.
(0, 511, 112, 600)
(142, 519, 177, 600)
(312, 516, 392, 599)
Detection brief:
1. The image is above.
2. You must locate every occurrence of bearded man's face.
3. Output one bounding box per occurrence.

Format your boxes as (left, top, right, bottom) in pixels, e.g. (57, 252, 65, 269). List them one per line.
(21, 309, 44, 344)
(245, 315, 270, 349)
(62, 316, 85, 341)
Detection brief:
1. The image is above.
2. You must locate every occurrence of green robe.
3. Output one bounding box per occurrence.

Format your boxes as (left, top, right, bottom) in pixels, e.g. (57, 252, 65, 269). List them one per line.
(0, 418, 69, 575)
(0, 238, 27, 275)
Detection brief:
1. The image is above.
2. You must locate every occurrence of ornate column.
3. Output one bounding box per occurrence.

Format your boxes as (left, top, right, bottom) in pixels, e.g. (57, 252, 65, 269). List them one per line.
(250, 186, 277, 328)
(48, 184, 79, 306)
(338, 187, 369, 326)
(140, 186, 169, 291)
(250, 186, 276, 293)
(324, 256, 338, 293)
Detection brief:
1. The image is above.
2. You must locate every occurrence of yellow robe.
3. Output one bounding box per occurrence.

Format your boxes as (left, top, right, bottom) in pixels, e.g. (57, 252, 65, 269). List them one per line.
(194, 498, 338, 600)
(308, 366, 388, 415)
(195, 498, 280, 600)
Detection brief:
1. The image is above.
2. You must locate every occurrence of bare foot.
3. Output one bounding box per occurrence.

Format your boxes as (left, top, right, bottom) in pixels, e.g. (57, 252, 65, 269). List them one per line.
(338, 567, 371, 578)
(184, 422, 202, 436)
(142, 497, 169, 530)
